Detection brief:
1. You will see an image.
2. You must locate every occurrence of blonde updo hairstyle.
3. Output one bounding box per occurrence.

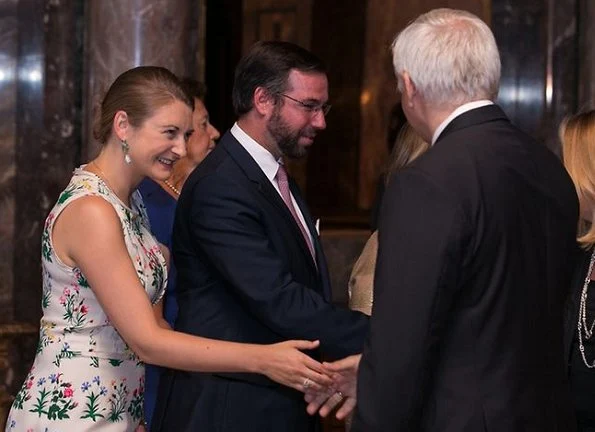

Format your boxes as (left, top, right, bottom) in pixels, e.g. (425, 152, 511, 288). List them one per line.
(93, 66, 194, 145)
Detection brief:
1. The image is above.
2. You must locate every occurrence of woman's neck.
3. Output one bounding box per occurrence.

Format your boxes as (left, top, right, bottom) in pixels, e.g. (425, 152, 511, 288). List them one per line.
(165, 158, 196, 191)
(90, 148, 140, 207)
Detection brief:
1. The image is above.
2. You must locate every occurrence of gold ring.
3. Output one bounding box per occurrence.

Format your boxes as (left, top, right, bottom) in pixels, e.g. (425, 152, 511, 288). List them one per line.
(336, 391, 344, 399)
(303, 378, 313, 389)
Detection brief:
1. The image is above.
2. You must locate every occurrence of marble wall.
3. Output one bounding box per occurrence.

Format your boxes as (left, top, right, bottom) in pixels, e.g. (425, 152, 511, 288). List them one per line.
(578, 0, 595, 110)
(83, 0, 202, 159)
(14, 0, 83, 324)
(493, 0, 579, 155)
(0, 0, 18, 324)
(13, 0, 46, 324)
(1, 0, 83, 425)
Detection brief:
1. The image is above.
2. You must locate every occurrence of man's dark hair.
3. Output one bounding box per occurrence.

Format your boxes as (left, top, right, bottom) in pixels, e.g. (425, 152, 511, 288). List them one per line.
(232, 41, 326, 116)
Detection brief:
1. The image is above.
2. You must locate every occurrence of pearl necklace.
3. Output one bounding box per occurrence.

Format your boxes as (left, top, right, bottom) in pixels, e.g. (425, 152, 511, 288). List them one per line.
(578, 248, 595, 368)
(163, 179, 181, 196)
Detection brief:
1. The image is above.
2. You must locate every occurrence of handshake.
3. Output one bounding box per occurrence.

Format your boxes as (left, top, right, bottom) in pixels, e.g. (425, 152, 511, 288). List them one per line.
(259, 340, 362, 421)
(302, 354, 362, 420)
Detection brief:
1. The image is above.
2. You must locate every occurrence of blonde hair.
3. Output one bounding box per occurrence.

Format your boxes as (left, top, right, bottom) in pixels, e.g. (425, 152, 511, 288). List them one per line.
(560, 110, 595, 248)
(385, 123, 429, 184)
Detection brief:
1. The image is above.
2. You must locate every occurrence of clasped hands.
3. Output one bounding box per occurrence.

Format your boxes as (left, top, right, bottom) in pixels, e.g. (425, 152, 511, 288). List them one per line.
(303, 354, 361, 420)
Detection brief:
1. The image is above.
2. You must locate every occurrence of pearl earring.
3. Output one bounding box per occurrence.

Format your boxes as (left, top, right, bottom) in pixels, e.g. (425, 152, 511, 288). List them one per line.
(121, 139, 131, 164)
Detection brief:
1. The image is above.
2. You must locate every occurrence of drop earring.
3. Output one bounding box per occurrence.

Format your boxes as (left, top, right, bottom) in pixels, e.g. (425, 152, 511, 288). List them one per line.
(121, 139, 131, 164)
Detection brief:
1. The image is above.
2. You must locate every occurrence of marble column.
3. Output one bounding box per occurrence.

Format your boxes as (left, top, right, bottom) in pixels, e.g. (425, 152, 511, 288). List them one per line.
(545, 0, 578, 153)
(493, 0, 578, 155)
(13, 0, 46, 323)
(1, 1, 83, 425)
(14, 0, 83, 324)
(578, 0, 595, 110)
(0, 0, 18, 324)
(83, 0, 202, 159)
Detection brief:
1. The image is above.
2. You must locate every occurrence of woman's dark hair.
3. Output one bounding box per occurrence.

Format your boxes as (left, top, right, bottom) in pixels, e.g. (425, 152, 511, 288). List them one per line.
(232, 41, 326, 116)
(179, 77, 207, 103)
(93, 66, 194, 144)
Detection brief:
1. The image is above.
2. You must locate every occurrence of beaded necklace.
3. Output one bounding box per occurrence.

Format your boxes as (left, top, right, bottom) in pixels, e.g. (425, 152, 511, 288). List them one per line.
(578, 248, 595, 367)
(163, 179, 181, 196)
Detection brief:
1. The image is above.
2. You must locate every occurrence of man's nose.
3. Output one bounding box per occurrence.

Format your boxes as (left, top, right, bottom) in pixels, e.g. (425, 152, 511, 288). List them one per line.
(311, 110, 326, 130)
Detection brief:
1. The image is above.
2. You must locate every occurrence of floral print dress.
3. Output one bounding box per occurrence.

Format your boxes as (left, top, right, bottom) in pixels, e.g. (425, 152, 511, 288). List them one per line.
(6, 167, 167, 432)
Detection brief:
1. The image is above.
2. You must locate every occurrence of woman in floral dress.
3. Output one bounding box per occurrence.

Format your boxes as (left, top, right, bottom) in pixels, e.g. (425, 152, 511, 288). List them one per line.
(6, 66, 330, 432)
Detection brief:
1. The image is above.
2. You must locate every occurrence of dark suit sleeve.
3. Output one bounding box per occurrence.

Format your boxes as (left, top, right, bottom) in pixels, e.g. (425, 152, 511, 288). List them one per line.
(189, 174, 368, 359)
(353, 168, 471, 431)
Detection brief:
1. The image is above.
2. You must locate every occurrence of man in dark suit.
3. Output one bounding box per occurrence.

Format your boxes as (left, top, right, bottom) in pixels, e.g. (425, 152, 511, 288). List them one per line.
(344, 8, 578, 432)
(151, 41, 368, 431)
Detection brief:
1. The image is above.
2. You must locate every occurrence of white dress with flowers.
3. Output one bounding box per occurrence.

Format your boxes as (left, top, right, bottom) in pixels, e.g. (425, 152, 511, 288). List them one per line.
(6, 167, 167, 432)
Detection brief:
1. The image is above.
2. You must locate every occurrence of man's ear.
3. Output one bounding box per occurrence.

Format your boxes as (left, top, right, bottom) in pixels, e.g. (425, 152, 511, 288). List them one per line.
(401, 71, 417, 106)
(253, 87, 275, 117)
(113, 110, 129, 140)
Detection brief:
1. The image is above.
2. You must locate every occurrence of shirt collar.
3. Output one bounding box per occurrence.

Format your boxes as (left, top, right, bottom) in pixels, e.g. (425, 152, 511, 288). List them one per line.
(230, 122, 281, 181)
(431, 100, 494, 145)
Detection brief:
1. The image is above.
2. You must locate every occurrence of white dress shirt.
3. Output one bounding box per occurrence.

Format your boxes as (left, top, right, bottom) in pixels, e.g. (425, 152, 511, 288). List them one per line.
(230, 123, 314, 246)
(431, 100, 494, 145)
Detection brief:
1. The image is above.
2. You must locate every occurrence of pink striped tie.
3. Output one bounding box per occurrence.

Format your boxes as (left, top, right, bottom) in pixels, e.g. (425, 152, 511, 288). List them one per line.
(275, 164, 316, 260)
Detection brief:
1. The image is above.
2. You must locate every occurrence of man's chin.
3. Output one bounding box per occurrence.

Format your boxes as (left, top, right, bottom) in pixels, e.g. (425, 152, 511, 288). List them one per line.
(283, 146, 309, 160)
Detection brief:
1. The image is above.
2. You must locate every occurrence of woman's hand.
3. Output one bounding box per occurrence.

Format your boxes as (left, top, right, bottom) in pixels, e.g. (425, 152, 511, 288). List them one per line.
(257, 340, 332, 392)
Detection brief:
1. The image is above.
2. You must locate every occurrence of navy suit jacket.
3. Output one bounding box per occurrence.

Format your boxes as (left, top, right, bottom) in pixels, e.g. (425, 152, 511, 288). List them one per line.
(152, 131, 368, 432)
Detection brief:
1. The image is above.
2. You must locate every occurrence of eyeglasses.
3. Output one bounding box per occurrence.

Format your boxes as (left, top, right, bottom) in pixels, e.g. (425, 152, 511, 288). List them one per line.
(278, 93, 332, 116)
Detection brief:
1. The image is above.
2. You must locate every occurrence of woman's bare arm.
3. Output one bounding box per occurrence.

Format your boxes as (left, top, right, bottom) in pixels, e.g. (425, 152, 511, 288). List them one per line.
(52, 196, 331, 391)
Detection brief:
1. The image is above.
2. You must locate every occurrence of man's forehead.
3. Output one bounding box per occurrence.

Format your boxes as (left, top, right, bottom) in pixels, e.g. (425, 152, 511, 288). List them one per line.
(286, 70, 328, 93)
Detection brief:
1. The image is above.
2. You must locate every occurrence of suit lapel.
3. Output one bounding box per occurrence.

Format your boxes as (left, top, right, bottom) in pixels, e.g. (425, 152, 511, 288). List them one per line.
(221, 132, 318, 272)
(290, 179, 331, 298)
